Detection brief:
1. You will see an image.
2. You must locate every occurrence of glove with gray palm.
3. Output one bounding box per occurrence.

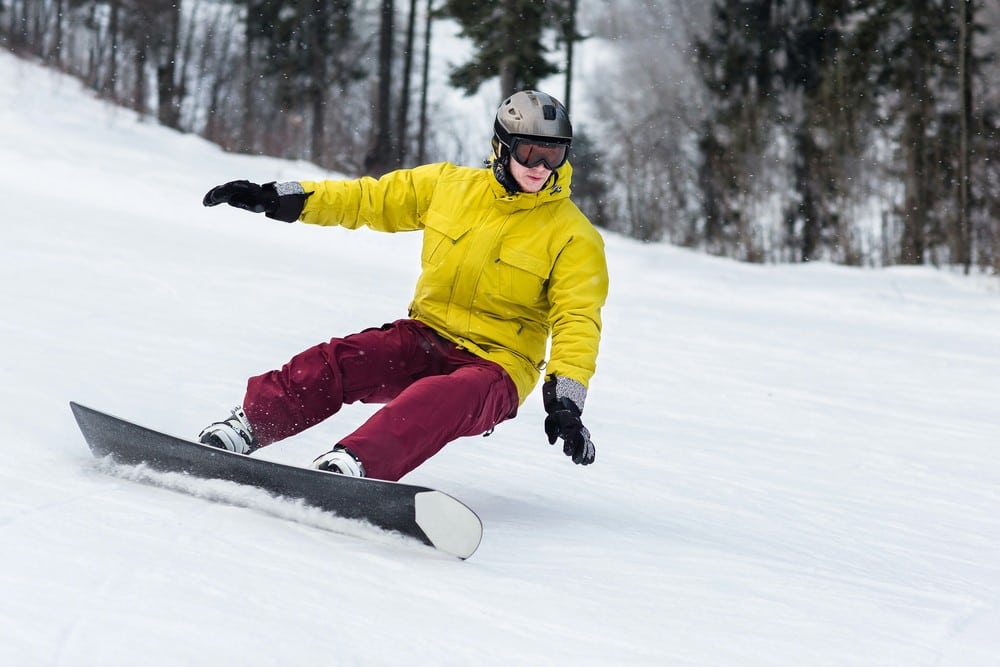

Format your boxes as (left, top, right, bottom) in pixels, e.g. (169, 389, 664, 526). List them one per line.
(542, 375, 595, 465)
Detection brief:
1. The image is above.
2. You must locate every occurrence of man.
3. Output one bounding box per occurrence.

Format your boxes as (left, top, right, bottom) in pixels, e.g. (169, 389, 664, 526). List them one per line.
(199, 90, 608, 482)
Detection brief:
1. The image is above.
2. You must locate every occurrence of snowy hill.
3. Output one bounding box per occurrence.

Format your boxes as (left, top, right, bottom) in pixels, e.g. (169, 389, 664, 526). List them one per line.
(3, 52, 1000, 666)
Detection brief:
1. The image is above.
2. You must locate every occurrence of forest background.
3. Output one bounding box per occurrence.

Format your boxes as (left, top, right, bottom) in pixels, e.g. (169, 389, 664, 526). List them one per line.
(4, 0, 999, 273)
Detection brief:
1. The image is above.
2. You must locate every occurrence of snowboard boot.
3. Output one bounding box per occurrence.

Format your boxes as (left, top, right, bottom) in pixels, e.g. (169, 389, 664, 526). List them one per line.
(312, 446, 365, 477)
(198, 406, 258, 454)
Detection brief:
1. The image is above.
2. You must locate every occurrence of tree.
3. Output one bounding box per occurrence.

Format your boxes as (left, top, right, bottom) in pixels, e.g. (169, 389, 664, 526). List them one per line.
(243, 0, 362, 166)
(566, 129, 611, 230)
(153, 0, 184, 130)
(850, 0, 960, 265)
(695, 0, 782, 259)
(440, 0, 577, 101)
(781, 0, 873, 263)
(579, 1, 709, 247)
(692, 0, 994, 267)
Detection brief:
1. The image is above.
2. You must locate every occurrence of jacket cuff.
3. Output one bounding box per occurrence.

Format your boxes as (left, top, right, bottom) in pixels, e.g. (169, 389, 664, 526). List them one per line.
(265, 181, 311, 222)
(542, 374, 587, 415)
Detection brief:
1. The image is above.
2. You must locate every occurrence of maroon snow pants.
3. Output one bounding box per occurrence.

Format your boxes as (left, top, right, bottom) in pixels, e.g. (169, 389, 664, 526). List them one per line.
(242, 319, 519, 481)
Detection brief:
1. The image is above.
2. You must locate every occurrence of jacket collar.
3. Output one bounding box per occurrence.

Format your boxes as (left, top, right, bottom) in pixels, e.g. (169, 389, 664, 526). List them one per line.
(488, 160, 573, 211)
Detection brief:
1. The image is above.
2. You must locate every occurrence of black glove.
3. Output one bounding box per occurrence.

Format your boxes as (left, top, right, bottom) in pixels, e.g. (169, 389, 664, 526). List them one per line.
(203, 180, 278, 213)
(202, 180, 309, 222)
(542, 375, 596, 465)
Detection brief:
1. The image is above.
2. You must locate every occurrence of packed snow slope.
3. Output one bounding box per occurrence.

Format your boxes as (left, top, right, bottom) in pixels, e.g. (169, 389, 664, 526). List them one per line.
(3, 53, 1000, 667)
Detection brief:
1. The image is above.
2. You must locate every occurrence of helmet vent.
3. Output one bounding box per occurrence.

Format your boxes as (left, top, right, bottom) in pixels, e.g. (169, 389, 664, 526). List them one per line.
(543, 105, 557, 121)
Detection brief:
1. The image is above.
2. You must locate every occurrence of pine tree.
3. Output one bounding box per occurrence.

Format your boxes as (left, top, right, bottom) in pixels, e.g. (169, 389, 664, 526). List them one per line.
(850, 0, 961, 265)
(695, 0, 783, 260)
(243, 0, 360, 165)
(440, 0, 577, 101)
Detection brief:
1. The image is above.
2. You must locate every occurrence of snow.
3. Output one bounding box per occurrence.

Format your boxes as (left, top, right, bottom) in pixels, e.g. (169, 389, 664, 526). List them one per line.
(3, 51, 1000, 666)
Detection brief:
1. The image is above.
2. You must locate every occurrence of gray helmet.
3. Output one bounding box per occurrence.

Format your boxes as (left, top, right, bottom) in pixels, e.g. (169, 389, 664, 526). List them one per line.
(494, 90, 573, 148)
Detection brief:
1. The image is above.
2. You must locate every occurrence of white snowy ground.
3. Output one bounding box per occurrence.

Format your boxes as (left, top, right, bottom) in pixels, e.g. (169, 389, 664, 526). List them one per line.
(3, 52, 1000, 666)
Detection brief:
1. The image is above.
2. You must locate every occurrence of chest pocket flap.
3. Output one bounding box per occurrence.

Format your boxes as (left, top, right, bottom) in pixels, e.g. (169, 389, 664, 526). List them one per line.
(500, 245, 551, 278)
(422, 211, 471, 267)
(499, 245, 552, 301)
(423, 210, 470, 241)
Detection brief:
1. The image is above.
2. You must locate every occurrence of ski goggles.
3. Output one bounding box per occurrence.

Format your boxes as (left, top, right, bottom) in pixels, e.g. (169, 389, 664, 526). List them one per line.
(508, 137, 569, 170)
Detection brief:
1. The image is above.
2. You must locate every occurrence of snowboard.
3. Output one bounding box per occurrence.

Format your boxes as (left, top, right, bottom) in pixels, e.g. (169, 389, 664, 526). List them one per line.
(69, 402, 482, 559)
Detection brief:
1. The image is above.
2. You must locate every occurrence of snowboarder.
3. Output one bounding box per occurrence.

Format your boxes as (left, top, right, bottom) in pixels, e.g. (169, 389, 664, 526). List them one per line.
(199, 90, 608, 481)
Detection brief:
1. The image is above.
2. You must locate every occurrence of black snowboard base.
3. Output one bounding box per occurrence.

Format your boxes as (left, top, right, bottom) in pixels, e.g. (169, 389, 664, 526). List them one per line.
(70, 402, 482, 559)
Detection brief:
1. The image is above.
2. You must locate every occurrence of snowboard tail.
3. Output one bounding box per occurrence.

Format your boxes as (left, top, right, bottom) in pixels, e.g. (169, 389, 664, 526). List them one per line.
(69, 402, 482, 559)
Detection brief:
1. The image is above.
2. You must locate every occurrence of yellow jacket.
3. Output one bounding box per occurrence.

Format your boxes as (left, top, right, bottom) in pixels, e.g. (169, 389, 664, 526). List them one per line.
(298, 161, 608, 404)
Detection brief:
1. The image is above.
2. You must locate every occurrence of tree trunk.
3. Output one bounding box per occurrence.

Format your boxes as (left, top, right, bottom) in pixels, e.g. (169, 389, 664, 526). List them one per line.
(790, 124, 824, 262)
(239, 8, 255, 154)
(957, 0, 973, 273)
(156, 2, 182, 129)
(133, 44, 147, 115)
(396, 0, 418, 165)
(563, 0, 577, 112)
(309, 0, 330, 166)
(417, 0, 432, 164)
(109, 0, 121, 102)
(899, 0, 932, 265)
(51, 0, 64, 68)
(364, 0, 395, 175)
(499, 56, 518, 100)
